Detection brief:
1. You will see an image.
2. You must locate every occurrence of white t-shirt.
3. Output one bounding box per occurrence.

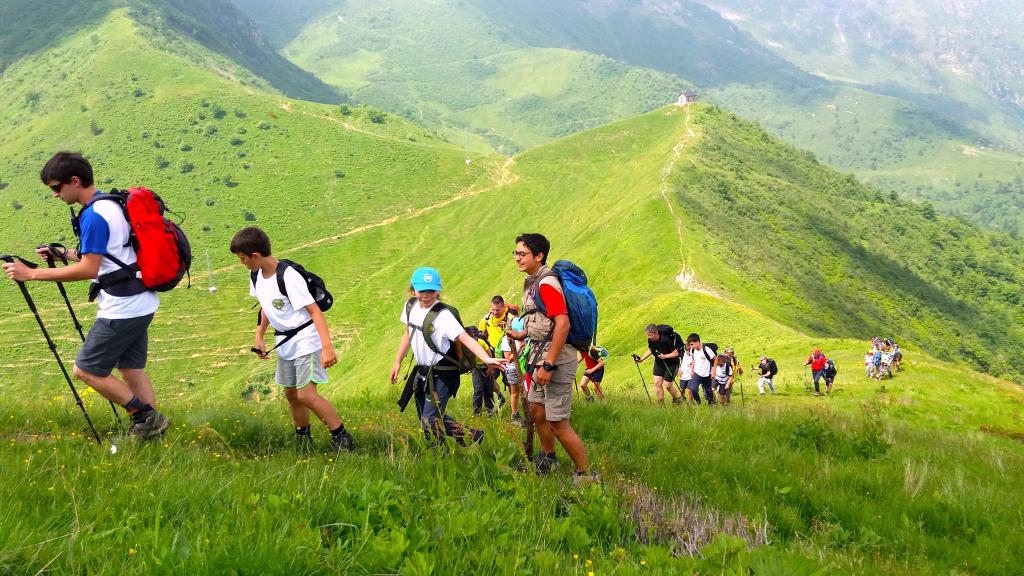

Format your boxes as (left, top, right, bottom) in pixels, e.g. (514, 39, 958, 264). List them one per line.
(78, 198, 159, 320)
(401, 302, 465, 366)
(250, 266, 321, 360)
(714, 363, 732, 383)
(679, 350, 693, 380)
(691, 345, 714, 377)
(864, 354, 873, 366)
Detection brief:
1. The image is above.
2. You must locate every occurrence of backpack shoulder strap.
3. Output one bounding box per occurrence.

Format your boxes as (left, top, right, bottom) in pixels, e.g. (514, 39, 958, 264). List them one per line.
(250, 270, 258, 289)
(275, 260, 293, 298)
(703, 346, 714, 364)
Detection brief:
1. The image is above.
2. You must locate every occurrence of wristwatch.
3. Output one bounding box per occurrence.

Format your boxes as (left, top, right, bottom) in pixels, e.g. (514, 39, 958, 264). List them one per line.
(542, 361, 558, 372)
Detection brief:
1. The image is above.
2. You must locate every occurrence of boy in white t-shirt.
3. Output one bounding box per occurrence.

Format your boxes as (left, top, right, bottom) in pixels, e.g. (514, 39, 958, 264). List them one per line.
(231, 227, 354, 453)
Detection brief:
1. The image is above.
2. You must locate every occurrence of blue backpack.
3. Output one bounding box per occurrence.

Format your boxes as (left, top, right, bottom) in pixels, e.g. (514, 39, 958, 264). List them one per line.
(533, 260, 598, 350)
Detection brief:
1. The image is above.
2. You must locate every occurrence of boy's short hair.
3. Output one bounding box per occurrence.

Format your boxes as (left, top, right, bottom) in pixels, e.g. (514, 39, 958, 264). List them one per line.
(40, 152, 94, 187)
(686, 333, 701, 344)
(645, 324, 658, 333)
(230, 226, 272, 256)
(515, 233, 549, 264)
(491, 295, 505, 305)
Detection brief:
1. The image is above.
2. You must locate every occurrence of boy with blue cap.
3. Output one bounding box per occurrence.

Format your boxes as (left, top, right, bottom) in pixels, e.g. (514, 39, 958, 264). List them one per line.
(390, 267, 506, 447)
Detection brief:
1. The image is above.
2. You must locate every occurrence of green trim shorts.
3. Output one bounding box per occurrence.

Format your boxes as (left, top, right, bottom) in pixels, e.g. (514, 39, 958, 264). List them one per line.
(276, 351, 328, 388)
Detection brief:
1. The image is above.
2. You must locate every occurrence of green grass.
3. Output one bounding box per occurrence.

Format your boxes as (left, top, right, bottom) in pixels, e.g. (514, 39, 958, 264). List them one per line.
(244, 0, 1024, 235)
(278, 0, 690, 153)
(0, 9, 1023, 573)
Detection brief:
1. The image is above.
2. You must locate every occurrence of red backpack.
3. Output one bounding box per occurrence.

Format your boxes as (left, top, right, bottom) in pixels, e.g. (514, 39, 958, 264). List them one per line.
(74, 187, 191, 298)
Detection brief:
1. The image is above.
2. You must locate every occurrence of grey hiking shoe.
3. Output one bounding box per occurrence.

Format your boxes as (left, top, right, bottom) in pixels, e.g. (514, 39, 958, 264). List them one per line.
(671, 396, 683, 405)
(572, 470, 601, 487)
(129, 410, 170, 440)
(511, 413, 527, 429)
(535, 452, 559, 476)
(330, 429, 356, 453)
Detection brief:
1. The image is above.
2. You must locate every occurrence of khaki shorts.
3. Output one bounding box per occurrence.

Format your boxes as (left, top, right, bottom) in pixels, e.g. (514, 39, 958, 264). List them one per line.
(527, 359, 575, 421)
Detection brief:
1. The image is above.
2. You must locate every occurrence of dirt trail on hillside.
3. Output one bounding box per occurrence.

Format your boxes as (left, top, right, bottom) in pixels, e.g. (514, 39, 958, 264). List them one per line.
(663, 105, 718, 297)
(187, 156, 520, 283)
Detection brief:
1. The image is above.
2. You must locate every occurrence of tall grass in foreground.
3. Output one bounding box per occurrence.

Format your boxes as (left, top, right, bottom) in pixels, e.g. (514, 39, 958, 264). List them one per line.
(1, 389, 1021, 575)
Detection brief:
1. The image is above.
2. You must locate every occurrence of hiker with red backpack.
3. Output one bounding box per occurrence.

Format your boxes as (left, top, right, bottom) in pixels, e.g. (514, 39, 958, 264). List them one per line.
(389, 267, 505, 447)
(514, 233, 598, 484)
(231, 226, 355, 453)
(2, 152, 182, 439)
(804, 348, 829, 396)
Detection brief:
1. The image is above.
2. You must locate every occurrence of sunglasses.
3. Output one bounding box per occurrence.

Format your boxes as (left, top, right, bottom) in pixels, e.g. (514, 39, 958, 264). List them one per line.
(48, 182, 65, 193)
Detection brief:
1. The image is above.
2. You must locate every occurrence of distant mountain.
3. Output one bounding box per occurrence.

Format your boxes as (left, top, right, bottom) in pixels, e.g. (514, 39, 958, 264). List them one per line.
(231, 0, 1024, 235)
(0, 0, 342, 103)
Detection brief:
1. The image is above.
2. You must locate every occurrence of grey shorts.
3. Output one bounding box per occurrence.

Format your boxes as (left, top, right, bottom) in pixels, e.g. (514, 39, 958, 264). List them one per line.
(75, 314, 154, 377)
(276, 350, 328, 388)
(526, 359, 575, 421)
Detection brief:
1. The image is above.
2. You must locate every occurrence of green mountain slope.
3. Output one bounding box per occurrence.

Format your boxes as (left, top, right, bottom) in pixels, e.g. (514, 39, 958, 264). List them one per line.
(0, 8, 1023, 573)
(237, 0, 691, 153)
(0, 0, 341, 103)
(233, 0, 1024, 235)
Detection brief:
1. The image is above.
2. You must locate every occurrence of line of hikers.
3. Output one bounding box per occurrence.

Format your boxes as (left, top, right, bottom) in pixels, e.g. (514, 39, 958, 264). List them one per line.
(632, 324, 780, 404)
(866, 337, 902, 380)
(1, 153, 600, 483)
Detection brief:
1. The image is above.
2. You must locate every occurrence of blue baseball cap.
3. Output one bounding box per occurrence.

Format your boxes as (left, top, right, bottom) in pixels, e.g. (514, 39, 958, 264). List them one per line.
(411, 267, 442, 291)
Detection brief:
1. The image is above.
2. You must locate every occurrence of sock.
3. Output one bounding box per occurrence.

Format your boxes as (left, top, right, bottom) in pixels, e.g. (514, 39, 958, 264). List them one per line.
(122, 396, 153, 423)
(295, 425, 311, 437)
(330, 424, 347, 437)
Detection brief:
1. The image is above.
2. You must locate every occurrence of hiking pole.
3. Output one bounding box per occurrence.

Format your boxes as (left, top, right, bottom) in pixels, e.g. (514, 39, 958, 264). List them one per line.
(632, 355, 653, 403)
(40, 244, 123, 428)
(1, 255, 102, 444)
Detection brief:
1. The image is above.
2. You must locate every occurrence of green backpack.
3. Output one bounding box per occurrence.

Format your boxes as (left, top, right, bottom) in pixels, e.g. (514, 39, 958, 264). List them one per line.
(404, 298, 475, 373)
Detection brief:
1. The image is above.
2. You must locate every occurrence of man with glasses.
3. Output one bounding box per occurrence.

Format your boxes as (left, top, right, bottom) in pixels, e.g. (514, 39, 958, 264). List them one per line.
(511, 233, 597, 485)
(2, 152, 170, 439)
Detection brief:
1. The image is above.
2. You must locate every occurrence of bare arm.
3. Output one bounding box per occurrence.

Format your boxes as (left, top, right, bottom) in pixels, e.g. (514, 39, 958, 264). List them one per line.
(389, 329, 412, 384)
(253, 309, 271, 359)
(4, 253, 101, 282)
(305, 303, 336, 368)
(457, 331, 505, 368)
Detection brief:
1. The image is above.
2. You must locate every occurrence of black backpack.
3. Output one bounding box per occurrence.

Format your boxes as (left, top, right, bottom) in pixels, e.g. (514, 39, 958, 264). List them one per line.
(699, 342, 719, 364)
(250, 260, 333, 354)
(825, 359, 838, 377)
(766, 358, 778, 377)
(250, 259, 333, 313)
(656, 325, 684, 353)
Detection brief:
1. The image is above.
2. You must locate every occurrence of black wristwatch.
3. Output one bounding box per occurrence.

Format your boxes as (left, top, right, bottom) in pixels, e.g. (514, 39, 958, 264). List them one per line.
(542, 361, 558, 372)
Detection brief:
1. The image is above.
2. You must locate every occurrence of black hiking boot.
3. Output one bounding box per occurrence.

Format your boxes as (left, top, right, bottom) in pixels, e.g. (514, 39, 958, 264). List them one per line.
(330, 429, 356, 453)
(469, 428, 485, 445)
(535, 452, 559, 476)
(295, 426, 313, 450)
(129, 410, 170, 441)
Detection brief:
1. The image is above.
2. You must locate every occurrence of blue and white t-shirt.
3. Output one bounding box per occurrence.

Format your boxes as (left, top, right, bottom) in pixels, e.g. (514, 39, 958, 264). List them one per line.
(79, 197, 159, 320)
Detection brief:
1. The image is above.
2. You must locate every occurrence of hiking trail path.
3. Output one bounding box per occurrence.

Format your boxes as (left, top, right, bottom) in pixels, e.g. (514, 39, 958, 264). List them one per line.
(663, 105, 718, 298)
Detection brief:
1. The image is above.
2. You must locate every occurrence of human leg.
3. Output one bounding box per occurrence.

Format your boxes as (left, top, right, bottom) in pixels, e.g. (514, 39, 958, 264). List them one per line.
(471, 368, 487, 415)
(282, 387, 311, 428)
(687, 374, 702, 404)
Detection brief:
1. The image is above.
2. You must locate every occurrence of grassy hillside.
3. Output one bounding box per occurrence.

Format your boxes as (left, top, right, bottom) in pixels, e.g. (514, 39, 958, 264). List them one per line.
(241, 0, 691, 153)
(236, 0, 1024, 235)
(0, 8, 1023, 572)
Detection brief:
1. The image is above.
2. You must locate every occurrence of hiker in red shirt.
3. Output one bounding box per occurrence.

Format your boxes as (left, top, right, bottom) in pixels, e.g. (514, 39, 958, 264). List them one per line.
(804, 348, 828, 397)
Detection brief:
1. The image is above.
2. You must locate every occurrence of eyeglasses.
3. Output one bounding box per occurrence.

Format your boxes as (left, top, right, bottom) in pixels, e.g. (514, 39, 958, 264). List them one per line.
(512, 250, 531, 258)
(48, 182, 65, 193)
